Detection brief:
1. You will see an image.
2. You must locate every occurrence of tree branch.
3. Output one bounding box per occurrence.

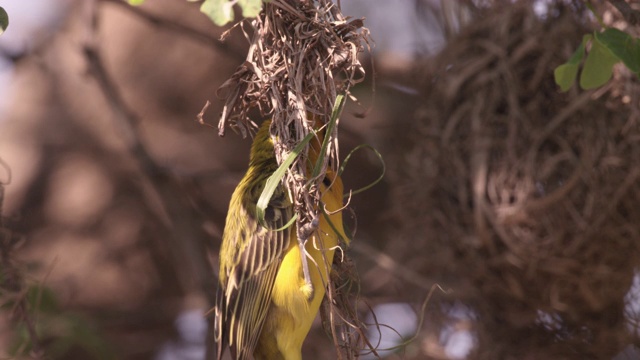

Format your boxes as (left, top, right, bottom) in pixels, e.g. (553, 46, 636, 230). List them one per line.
(83, 0, 216, 304)
(607, 0, 640, 26)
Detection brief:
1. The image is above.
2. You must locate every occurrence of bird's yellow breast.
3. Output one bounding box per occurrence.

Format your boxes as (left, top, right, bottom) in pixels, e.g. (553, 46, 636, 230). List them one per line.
(255, 174, 346, 360)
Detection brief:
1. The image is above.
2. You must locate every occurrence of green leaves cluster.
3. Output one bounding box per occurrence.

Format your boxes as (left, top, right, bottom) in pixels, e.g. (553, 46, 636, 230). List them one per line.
(4, 284, 114, 359)
(554, 28, 640, 91)
(0, 6, 8, 36)
(199, 0, 265, 26)
(128, 0, 265, 26)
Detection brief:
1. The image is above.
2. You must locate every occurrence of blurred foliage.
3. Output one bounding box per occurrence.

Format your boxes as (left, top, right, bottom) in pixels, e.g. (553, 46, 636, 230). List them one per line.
(200, 0, 264, 26)
(555, 5, 640, 91)
(5, 285, 115, 359)
(0, 6, 8, 35)
(128, 0, 265, 26)
(555, 28, 640, 90)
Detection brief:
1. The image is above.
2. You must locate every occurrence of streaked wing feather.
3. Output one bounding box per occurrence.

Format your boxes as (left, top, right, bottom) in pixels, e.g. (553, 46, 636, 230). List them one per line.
(215, 182, 291, 360)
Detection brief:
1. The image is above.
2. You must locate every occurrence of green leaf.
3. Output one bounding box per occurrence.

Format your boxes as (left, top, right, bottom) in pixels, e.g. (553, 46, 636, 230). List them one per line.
(580, 35, 620, 90)
(0, 6, 8, 35)
(257, 94, 347, 229)
(311, 94, 345, 178)
(200, 0, 235, 26)
(596, 28, 640, 74)
(569, 35, 592, 65)
(256, 131, 315, 228)
(554, 34, 591, 92)
(128, 0, 145, 5)
(554, 63, 580, 92)
(238, 0, 263, 18)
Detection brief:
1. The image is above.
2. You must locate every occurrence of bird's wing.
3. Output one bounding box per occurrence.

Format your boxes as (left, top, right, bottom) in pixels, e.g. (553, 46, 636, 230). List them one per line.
(215, 181, 292, 360)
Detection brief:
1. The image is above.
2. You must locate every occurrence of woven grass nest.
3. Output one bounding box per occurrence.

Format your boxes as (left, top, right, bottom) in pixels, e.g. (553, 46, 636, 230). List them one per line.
(213, 1, 369, 358)
(391, 3, 640, 358)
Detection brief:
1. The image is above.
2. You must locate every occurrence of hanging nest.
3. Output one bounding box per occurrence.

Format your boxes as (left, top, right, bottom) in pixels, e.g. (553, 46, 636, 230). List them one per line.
(212, 1, 370, 358)
(390, 2, 640, 358)
(215, 0, 368, 245)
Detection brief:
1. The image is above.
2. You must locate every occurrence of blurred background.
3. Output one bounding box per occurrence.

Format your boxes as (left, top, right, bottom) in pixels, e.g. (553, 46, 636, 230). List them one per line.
(1, 0, 640, 359)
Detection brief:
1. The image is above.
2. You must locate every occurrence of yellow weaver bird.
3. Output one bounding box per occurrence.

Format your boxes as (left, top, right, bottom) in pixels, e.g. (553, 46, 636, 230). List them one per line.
(215, 120, 347, 360)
